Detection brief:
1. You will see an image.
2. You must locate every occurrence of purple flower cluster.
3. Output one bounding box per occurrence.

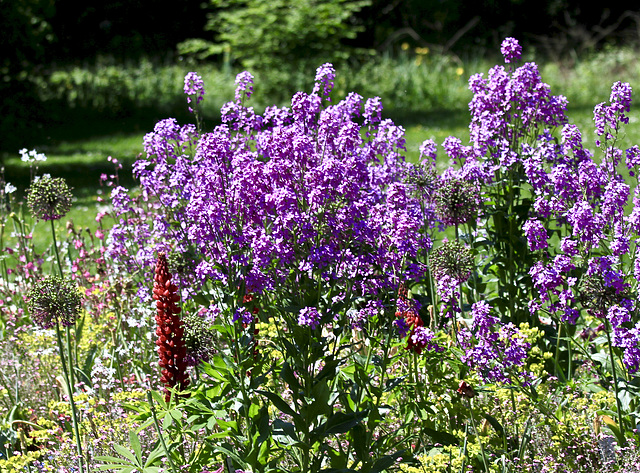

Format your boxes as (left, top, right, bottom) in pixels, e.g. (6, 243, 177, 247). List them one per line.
(468, 54, 568, 161)
(613, 323, 640, 373)
(184, 72, 205, 111)
(410, 326, 444, 354)
(594, 81, 633, 145)
(459, 301, 531, 384)
(523, 218, 548, 251)
(500, 37, 522, 64)
(298, 307, 321, 330)
(108, 67, 435, 308)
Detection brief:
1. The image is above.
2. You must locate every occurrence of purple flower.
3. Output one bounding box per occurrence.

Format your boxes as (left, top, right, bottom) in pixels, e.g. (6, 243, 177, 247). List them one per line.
(184, 72, 205, 97)
(298, 307, 321, 330)
(233, 307, 254, 325)
(312, 63, 336, 100)
(459, 302, 531, 384)
(626, 145, 640, 175)
(410, 326, 444, 353)
(500, 37, 522, 63)
(523, 218, 548, 251)
(608, 305, 631, 329)
(234, 71, 254, 102)
(184, 72, 205, 110)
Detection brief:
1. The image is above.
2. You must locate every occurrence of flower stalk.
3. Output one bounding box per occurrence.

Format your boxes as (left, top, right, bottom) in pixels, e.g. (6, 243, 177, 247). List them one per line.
(153, 252, 189, 402)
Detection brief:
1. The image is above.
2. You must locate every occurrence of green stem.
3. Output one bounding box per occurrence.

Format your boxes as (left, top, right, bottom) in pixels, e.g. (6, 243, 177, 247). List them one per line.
(468, 399, 489, 473)
(459, 422, 468, 473)
(50, 219, 64, 276)
(605, 324, 627, 444)
(147, 391, 179, 473)
(510, 388, 520, 450)
(56, 322, 85, 473)
(50, 219, 84, 471)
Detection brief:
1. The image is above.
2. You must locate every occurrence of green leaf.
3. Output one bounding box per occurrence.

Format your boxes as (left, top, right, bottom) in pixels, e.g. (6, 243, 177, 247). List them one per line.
(371, 451, 406, 473)
(272, 418, 300, 446)
(144, 443, 166, 467)
(422, 427, 459, 446)
(113, 444, 139, 466)
(129, 430, 142, 464)
(257, 390, 302, 425)
(483, 413, 505, 438)
(213, 445, 249, 470)
(314, 410, 368, 436)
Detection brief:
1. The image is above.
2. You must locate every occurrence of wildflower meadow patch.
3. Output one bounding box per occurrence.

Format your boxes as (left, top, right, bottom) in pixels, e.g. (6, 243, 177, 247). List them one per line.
(2, 37, 640, 472)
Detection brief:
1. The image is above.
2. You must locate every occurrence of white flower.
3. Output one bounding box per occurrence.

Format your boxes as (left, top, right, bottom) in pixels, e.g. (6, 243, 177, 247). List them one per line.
(4, 183, 16, 194)
(19, 148, 47, 163)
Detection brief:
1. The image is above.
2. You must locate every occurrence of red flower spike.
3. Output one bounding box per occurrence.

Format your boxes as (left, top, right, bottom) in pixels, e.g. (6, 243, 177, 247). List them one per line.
(153, 252, 189, 402)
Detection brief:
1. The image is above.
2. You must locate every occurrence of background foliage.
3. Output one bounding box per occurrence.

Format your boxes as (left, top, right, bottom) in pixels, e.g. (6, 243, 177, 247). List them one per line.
(2, 0, 640, 153)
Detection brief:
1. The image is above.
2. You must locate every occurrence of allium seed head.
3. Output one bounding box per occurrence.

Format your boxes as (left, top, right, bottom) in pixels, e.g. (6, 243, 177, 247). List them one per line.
(25, 276, 82, 329)
(429, 240, 474, 283)
(27, 176, 73, 221)
(434, 177, 481, 226)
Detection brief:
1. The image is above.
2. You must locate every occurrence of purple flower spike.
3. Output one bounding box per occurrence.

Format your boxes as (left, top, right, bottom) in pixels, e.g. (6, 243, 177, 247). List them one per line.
(312, 63, 336, 100)
(523, 218, 548, 251)
(234, 71, 254, 102)
(500, 37, 522, 63)
(184, 72, 205, 110)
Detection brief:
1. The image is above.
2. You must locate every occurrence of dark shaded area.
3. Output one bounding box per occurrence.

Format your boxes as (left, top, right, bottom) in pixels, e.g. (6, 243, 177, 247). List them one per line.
(2, 1, 640, 155)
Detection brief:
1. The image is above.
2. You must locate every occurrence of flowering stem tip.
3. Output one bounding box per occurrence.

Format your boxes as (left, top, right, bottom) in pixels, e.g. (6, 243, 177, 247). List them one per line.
(153, 252, 189, 401)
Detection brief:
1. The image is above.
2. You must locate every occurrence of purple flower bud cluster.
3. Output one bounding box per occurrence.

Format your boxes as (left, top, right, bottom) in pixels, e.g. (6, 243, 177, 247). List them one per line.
(500, 37, 522, 64)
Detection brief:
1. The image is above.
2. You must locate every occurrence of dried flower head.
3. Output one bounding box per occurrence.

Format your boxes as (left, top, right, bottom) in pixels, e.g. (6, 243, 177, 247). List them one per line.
(578, 273, 628, 318)
(25, 276, 82, 329)
(429, 240, 474, 283)
(27, 176, 73, 221)
(434, 177, 480, 226)
(457, 380, 476, 398)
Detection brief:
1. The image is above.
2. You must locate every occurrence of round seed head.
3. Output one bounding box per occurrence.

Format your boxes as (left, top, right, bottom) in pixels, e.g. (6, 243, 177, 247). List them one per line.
(25, 276, 82, 329)
(429, 240, 474, 282)
(27, 176, 73, 221)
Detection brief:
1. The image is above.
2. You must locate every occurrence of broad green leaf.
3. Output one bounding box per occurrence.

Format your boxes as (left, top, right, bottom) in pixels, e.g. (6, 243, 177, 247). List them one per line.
(113, 444, 139, 465)
(314, 410, 368, 436)
(129, 430, 142, 464)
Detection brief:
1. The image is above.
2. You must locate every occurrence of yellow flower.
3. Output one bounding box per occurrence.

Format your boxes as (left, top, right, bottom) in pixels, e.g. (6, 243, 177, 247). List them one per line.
(415, 47, 430, 55)
(401, 42, 410, 51)
(456, 67, 464, 76)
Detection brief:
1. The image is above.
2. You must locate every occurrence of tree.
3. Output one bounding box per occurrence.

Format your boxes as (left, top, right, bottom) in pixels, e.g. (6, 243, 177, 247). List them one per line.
(178, 0, 371, 71)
